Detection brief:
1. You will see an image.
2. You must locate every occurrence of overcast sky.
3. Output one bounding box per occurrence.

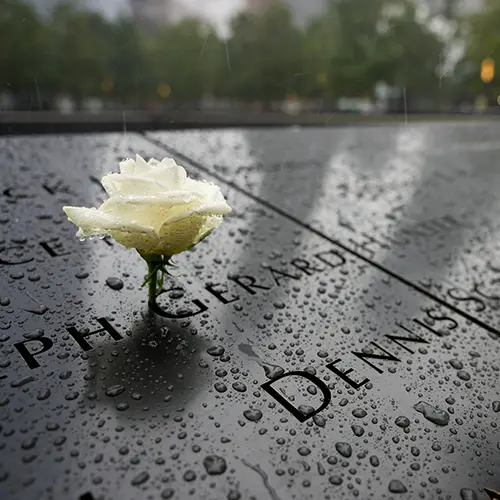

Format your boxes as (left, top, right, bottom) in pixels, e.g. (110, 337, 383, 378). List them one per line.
(33, 0, 326, 34)
(32, 0, 481, 37)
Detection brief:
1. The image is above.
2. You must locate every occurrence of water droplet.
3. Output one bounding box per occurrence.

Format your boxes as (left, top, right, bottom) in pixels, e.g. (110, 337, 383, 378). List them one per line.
(261, 362, 284, 379)
(313, 414, 326, 427)
(413, 401, 449, 426)
(105, 385, 126, 397)
(11, 376, 36, 388)
(183, 470, 196, 482)
(106, 277, 124, 291)
(207, 346, 225, 356)
(75, 272, 89, 279)
(351, 425, 364, 437)
(232, 382, 247, 392)
(203, 455, 227, 475)
(169, 289, 184, 299)
(23, 329, 45, 340)
(0, 298, 10, 306)
(388, 479, 407, 493)
(37, 389, 51, 401)
(161, 489, 175, 499)
(21, 437, 37, 450)
(395, 416, 410, 428)
(460, 488, 478, 500)
(329, 475, 343, 485)
(352, 408, 367, 418)
(369, 455, 380, 467)
(298, 447, 311, 456)
(214, 382, 227, 393)
(65, 391, 79, 401)
(131, 471, 149, 486)
(335, 442, 352, 458)
(243, 409, 263, 422)
(449, 359, 463, 369)
(492, 401, 500, 413)
(24, 304, 48, 316)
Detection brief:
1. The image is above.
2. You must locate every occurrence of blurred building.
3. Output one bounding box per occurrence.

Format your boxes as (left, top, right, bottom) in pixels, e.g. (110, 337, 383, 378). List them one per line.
(130, 0, 173, 27)
(246, 0, 325, 24)
(246, 0, 271, 11)
(419, 0, 483, 17)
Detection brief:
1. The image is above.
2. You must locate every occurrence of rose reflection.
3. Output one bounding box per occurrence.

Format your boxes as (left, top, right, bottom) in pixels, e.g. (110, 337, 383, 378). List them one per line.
(83, 311, 210, 420)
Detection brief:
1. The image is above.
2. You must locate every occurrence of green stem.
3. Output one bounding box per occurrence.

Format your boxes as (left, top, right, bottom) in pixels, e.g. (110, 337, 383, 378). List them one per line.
(141, 253, 174, 303)
(147, 260, 159, 300)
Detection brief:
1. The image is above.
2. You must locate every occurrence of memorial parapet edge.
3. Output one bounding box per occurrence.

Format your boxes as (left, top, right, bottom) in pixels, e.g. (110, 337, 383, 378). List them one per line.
(0, 131, 499, 500)
(149, 123, 500, 332)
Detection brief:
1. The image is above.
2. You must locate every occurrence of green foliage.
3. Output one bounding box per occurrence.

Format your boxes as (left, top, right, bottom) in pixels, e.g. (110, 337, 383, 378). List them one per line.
(225, 2, 302, 101)
(462, 0, 500, 95)
(0, 0, 48, 94)
(0, 0, 495, 107)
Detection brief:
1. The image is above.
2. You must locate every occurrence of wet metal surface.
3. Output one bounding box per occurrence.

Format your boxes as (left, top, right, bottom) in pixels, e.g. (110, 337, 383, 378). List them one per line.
(1, 126, 500, 500)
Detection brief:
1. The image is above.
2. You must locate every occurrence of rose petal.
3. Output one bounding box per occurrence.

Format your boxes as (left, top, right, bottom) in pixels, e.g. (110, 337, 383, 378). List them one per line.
(101, 174, 165, 196)
(162, 201, 231, 226)
(184, 178, 230, 206)
(157, 213, 223, 256)
(99, 193, 201, 231)
(63, 206, 154, 236)
(149, 160, 188, 189)
(118, 158, 136, 174)
(65, 154, 231, 257)
(63, 206, 160, 253)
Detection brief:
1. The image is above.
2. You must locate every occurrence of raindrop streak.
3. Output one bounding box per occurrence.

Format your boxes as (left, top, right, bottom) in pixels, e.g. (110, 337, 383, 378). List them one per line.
(413, 401, 450, 426)
(23, 305, 49, 316)
(105, 385, 126, 397)
(241, 459, 281, 500)
(11, 376, 36, 388)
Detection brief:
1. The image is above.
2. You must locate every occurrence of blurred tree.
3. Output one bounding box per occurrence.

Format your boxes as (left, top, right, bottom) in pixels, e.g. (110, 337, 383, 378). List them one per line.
(323, 0, 392, 98)
(462, 0, 500, 98)
(381, 1, 444, 103)
(317, 0, 444, 105)
(49, 3, 110, 105)
(149, 19, 222, 103)
(0, 0, 49, 103)
(226, 2, 302, 103)
(1, 0, 491, 110)
(107, 19, 149, 105)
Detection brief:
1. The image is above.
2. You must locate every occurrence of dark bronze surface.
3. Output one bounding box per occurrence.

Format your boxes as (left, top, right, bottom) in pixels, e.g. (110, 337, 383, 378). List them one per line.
(1, 125, 499, 500)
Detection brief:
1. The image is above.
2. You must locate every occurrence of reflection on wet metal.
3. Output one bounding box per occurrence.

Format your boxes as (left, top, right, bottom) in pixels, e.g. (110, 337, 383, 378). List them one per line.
(0, 127, 499, 499)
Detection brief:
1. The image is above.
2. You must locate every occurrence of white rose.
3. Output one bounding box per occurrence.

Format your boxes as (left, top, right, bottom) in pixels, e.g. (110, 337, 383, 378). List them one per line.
(63, 155, 231, 258)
